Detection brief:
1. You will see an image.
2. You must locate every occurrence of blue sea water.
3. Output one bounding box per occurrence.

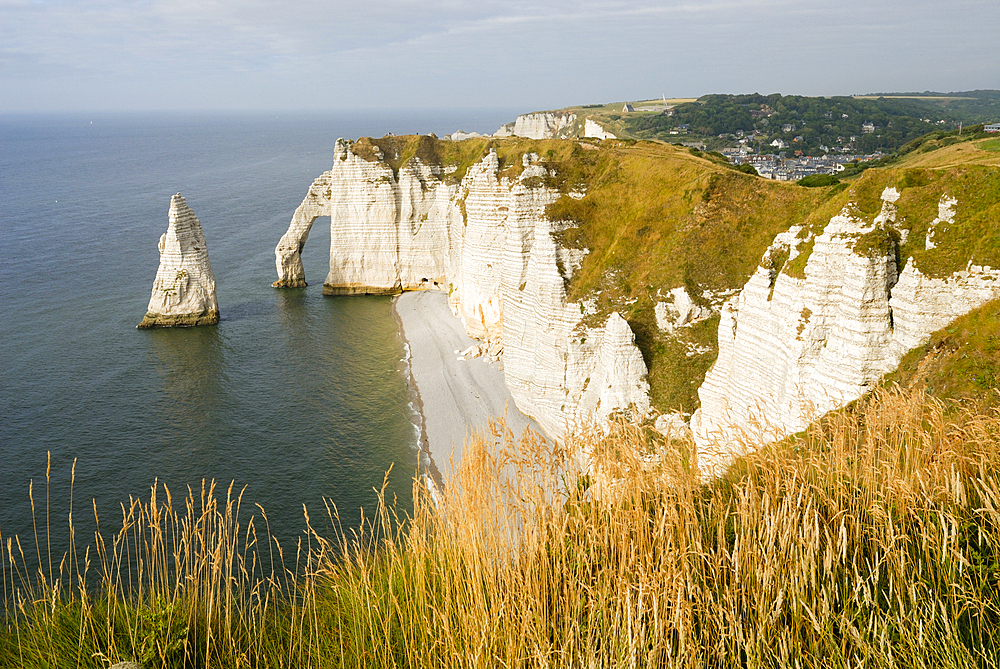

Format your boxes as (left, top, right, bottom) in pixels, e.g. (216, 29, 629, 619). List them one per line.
(0, 109, 518, 559)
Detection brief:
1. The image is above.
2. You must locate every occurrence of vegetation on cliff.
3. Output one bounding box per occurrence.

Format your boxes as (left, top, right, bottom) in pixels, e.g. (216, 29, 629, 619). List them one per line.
(544, 141, 831, 413)
(776, 131, 1000, 277)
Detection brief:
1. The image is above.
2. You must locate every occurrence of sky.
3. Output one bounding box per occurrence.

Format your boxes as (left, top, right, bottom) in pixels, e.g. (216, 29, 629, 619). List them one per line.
(2, 0, 998, 114)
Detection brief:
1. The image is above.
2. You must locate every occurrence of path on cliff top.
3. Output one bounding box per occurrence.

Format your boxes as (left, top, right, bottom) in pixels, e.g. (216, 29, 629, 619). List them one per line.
(394, 291, 545, 482)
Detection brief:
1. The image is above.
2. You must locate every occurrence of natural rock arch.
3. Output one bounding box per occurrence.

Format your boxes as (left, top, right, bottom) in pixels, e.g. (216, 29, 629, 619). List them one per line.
(272, 171, 333, 288)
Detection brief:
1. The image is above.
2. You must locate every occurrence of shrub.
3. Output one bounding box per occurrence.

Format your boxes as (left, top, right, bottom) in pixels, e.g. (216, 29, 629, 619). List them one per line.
(797, 173, 840, 187)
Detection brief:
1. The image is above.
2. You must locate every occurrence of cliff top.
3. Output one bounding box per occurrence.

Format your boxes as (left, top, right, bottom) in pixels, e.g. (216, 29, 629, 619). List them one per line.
(336, 133, 998, 416)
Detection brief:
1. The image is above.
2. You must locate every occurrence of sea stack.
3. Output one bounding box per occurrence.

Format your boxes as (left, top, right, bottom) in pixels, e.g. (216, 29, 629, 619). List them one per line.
(137, 193, 219, 328)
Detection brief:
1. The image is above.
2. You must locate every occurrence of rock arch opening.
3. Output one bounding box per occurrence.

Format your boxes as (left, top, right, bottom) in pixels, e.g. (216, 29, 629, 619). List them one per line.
(298, 215, 331, 287)
(272, 171, 333, 288)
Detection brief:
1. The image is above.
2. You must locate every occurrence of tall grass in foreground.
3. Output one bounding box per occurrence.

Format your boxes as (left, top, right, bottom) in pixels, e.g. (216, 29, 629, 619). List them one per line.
(4, 386, 1000, 668)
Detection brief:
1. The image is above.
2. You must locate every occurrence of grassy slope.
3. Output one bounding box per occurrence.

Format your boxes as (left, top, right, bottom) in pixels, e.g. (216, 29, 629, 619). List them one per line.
(777, 134, 1000, 280)
(787, 132, 1000, 411)
(548, 135, 998, 415)
(546, 142, 837, 413)
(884, 298, 1000, 410)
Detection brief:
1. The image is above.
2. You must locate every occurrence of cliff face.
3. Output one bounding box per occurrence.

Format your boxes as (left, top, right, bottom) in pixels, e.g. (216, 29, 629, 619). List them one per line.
(273, 133, 994, 465)
(274, 140, 649, 439)
(693, 186, 1000, 475)
(493, 113, 615, 141)
(583, 119, 616, 140)
(495, 112, 578, 140)
(138, 193, 219, 328)
(273, 140, 461, 294)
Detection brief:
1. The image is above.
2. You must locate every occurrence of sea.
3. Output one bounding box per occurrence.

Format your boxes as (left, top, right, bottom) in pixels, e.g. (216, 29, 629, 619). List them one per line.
(0, 109, 518, 566)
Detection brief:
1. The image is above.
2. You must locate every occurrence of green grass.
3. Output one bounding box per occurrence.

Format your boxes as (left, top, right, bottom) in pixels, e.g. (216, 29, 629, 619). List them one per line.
(837, 164, 1000, 277)
(637, 312, 720, 413)
(908, 167, 1000, 277)
(884, 298, 1000, 409)
(783, 237, 815, 279)
(797, 174, 840, 187)
(981, 138, 1000, 153)
(542, 142, 871, 412)
(773, 163, 1000, 280)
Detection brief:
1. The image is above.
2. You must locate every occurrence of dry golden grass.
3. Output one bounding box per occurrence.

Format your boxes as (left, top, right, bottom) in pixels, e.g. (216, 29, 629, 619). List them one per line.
(894, 138, 1000, 169)
(4, 386, 1000, 667)
(353, 387, 1000, 668)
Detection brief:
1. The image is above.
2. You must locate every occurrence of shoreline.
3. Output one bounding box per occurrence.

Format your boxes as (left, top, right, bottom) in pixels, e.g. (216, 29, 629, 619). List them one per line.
(390, 297, 440, 486)
(392, 291, 546, 486)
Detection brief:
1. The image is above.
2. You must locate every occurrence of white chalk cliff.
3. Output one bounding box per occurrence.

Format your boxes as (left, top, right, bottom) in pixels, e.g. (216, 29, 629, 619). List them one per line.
(494, 113, 616, 141)
(274, 140, 649, 439)
(692, 187, 1000, 475)
(583, 119, 616, 140)
(138, 193, 219, 329)
(495, 112, 578, 140)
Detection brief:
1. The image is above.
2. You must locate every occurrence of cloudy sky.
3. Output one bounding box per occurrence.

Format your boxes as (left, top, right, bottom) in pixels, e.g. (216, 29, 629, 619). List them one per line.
(3, 0, 998, 113)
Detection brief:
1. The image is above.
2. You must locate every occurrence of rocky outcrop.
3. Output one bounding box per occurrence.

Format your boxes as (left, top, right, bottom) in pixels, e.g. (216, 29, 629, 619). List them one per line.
(584, 119, 616, 140)
(493, 113, 615, 141)
(273, 140, 460, 295)
(692, 187, 1000, 475)
(495, 112, 578, 140)
(138, 194, 219, 328)
(576, 313, 650, 424)
(888, 262, 1000, 358)
(448, 131, 486, 141)
(273, 140, 649, 439)
(655, 287, 713, 333)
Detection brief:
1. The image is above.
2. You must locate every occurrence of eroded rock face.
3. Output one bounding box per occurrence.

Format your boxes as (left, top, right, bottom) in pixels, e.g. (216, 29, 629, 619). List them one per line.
(577, 313, 650, 427)
(138, 194, 218, 328)
(274, 139, 460, 295)
(584, 119, 616, 140)
(655, 287, 713, 333)
(449, 131, 485, 141)
(692, 188, 1000, 475)
(273, 140, 649, 439)
(495, 112, 578, 139)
